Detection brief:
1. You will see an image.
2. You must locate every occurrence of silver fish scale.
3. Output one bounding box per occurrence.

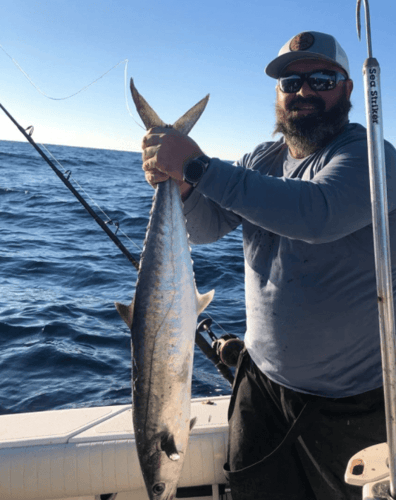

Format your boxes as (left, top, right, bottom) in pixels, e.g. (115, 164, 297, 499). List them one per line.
(129, 180, 200, 500)
(116, 79, 213, 500)
(132, 178, 196, 436)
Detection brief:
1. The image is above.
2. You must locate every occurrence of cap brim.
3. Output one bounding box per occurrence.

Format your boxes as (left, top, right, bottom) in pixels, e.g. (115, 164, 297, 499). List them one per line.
(265, 52, 347, 79)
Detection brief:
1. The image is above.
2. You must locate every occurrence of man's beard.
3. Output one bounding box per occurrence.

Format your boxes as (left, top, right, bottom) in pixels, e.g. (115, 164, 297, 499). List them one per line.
(273, 90, 352, 157)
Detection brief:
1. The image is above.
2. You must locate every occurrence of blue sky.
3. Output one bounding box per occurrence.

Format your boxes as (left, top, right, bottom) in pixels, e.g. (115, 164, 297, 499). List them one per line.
(1, 0, 395, 160)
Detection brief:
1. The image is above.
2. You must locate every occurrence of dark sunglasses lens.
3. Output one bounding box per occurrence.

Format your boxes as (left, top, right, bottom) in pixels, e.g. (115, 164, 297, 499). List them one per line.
(308, 72, 336, 91)
(279, 71, 343, 93)
(279, 75, 303, 93)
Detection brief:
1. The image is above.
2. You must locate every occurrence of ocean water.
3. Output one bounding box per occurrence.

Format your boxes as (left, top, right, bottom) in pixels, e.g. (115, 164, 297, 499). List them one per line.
(0, 139, 245, 415)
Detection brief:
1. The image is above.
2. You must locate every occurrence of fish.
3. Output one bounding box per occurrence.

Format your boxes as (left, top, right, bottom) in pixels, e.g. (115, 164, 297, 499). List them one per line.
(115, 79, 214, 500)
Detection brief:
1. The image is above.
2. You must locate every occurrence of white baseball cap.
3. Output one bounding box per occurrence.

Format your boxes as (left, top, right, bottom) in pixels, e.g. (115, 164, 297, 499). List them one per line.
(265, 31, 350, 78)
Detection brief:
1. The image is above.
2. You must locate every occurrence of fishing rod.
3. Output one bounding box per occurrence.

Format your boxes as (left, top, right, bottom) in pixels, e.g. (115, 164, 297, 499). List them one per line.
(196, 318, 244, 386)
(344, 1, 396, 498)
(1, 102, 238, 386)
(0, 102, 141, 271)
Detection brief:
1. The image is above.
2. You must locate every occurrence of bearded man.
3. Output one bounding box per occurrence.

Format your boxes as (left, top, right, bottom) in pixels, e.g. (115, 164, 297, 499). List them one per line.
(141, 32, 396, 500)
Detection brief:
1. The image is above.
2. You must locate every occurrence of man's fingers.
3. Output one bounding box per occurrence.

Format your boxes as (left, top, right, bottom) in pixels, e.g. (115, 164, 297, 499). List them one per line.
(142, 127, 171, 148)
(141, 126, 200, 184)
(142, 158, 161, 173)
(142, 126, 182, 149)
(144, 169, 169, 188)
(142, 134, 160, 149)
(142, 145, 160, 162)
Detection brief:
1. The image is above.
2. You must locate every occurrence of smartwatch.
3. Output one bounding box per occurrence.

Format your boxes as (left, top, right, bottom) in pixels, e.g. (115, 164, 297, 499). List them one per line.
(183, 155, 211, 187)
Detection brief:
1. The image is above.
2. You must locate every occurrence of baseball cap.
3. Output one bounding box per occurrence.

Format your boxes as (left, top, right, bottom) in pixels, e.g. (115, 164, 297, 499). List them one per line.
(265, 31, 350, 79)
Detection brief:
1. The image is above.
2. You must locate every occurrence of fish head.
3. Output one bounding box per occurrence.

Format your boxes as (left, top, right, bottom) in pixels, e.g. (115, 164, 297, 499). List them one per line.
(140, 431, 185, 500)
(144, 462, 181, 500)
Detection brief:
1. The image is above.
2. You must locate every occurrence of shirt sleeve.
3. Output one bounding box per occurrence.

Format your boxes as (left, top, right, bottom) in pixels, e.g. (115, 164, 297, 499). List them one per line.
(193, 140, 396, 244)
(183, 180, 242, 244)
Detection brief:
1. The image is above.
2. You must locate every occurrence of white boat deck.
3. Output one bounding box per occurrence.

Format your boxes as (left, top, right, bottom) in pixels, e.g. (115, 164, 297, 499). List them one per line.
(0, 396, 230, 500)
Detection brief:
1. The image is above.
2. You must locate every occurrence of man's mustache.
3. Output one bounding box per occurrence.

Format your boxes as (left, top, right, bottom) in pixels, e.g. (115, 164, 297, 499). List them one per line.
(287, 97, 326, 113)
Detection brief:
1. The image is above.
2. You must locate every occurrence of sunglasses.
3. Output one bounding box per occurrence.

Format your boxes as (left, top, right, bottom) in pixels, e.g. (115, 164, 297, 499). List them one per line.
(278, 70, 347, 94)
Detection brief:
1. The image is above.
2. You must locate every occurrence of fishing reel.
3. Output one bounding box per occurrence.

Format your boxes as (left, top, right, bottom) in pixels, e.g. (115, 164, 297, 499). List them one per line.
(196, 318, 244, 368)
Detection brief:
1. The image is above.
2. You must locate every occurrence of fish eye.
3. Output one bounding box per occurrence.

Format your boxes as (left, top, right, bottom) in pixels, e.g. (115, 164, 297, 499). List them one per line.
(152, 483, 166, 495)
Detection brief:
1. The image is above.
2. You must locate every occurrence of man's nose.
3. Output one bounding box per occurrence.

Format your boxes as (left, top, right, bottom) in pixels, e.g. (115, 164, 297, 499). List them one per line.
(296, 81, 316, 97)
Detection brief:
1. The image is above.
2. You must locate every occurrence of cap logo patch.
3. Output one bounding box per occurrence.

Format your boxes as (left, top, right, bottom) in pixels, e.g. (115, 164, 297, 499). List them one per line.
(289, 32, 315, 51)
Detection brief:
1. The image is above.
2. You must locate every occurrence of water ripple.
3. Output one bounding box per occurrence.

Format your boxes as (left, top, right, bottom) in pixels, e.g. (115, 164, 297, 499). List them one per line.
(0, 140, 244, 414)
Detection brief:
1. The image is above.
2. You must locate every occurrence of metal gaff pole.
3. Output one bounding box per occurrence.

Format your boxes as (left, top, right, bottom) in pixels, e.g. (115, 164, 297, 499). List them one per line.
(357, 1, 396, 497)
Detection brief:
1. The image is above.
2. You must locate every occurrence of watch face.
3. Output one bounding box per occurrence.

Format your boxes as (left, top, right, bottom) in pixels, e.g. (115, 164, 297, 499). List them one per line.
(187, 161, 205, 182)
(183, 156, 210, 186)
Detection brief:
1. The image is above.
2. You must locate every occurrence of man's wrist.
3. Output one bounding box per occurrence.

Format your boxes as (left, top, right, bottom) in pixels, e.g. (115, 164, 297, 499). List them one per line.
(180, 182, 194, 201)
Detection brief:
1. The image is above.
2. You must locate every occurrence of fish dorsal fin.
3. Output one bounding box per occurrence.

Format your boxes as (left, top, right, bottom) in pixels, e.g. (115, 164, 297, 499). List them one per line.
(160, 432, 180, 461)
(114, 301, 134, 329)
(130, 78, 209, 136)
(130, 78, 166, 130)
(196, 289, 215, 316)
(172, 95, 210, 135)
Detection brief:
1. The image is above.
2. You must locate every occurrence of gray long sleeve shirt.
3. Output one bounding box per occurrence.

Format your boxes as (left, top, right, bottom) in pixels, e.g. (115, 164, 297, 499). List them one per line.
(184, 123, 396, 397)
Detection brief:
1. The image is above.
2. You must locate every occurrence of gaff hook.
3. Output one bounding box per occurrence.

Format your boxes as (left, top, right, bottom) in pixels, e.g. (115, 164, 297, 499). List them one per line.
(356, 0, 373, 57)
(355, 1, 396, 499)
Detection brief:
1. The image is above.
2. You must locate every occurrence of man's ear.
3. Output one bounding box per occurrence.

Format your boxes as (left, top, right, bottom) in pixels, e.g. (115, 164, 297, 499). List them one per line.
(346, 79, 354, 99)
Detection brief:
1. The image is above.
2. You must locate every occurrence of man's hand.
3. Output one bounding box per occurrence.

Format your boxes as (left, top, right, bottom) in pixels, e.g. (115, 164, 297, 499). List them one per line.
(141, 126, 203, 191)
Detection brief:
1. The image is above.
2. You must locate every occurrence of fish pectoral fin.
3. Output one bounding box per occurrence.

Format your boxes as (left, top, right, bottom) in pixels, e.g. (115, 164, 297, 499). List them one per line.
(160, 432, 180, 461)
(190, 417, 197, 431)
(196, 289, 215, 316)
(114, 301, 134, 329)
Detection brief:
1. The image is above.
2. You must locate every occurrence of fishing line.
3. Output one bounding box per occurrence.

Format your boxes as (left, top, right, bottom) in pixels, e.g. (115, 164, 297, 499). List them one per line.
(1, 102, 141, 269)
(39, 142, 142, 253)
(42, 139, 242, 337)
(2, 105, 239, 383)
(1, 46, 243, 379)
(205, 312, 229, 336)
(1, 44, 146, 251)
(0, 44, 145, 130)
